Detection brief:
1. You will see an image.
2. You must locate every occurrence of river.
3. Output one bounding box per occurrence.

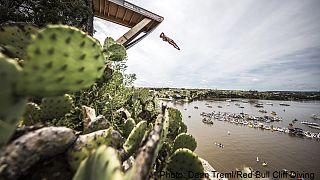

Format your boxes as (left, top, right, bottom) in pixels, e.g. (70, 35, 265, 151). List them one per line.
(163, 99, 320, 180)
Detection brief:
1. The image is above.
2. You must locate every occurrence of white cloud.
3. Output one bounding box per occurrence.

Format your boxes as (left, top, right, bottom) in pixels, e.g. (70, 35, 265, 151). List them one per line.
(94, 0, 320, 91)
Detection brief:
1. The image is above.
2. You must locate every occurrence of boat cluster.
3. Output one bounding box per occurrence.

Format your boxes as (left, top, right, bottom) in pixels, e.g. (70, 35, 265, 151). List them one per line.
(200, 111, 320, 140)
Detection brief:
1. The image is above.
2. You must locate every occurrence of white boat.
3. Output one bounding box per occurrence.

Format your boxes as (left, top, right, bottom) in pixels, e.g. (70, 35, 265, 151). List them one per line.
(277, 127, 284, 132)
(264, 126, 271, 130)
(280, 102, 290, 106)
(308, 125, 320, 130)
(304, 131, 313, 138)
(301, 121, 319, 126)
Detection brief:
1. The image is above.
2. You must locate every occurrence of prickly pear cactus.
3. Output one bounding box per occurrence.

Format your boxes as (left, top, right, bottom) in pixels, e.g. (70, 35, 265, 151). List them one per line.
(68, 128, 124, 171)
(0, 53, 27, 148)
(123, 118, 136, 138)
(168, 107, 183, 138)
(0, 22, 38, 59)
(103, 37, 116, 50)
(73, 145, 124, 180)
(16, 25, 106, 96)
(123, 121, 147, 156)
(22, 102, 41, 125)
(40, 94, 73, 120)
(159, 110, 170, 148)
(172, 133, 197, 152)
(108, 44, 127, 61)
(86, 115, 111, 133)
(166, 148, 204, 180)
(178, 121, 187, 134)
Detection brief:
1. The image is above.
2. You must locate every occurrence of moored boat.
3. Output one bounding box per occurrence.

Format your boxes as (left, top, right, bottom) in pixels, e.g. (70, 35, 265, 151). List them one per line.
(301, 121, 319, 126)
(308, 125, 320, 130)
(280, 102, 290, 106)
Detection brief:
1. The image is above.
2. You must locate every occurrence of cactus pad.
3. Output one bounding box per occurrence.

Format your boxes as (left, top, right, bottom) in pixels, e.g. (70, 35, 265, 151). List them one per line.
(168, 108, 183, 138)
(0, 54, 27, 148)
(68, 128, 124, 171)
(0, 23, 38, 59)
(23, 102, 41, 125)
(123, 118, 136, 138)
(87, 115, 111, 133)
(123, 121, 147, 156)
(108, 44, 127, 61)
(167, 148, 204, 179)
(178, 121, 188, 134)
(103, 37, 116, 50)
(172, 133, 197, 152)
(16, 25, 105, 96)
(40, 94, 73, 120)
(73, 145, 124, 180)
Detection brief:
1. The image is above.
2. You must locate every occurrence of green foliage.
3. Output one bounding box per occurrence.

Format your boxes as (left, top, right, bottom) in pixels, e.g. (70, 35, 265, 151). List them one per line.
(172, 133, 197, 152)
(0, 0, 91, 31)
(0, 22, 38, 58)
(123, 121, 147, 156)
(16, 25, 105, 97)
(40, 94, 73, 120)
(166, 148, 204, 180)
(73, 145, 124, 180)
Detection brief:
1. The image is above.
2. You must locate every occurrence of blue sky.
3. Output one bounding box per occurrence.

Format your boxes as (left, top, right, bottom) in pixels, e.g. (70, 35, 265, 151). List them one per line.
(94, 0, 320, 91)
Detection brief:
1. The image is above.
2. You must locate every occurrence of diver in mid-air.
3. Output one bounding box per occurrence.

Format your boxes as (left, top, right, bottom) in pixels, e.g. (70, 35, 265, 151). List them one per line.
(160, 32, 180, 50)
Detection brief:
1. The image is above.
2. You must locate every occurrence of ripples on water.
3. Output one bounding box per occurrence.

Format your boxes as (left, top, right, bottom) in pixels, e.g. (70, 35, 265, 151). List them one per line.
(164, 99, 320, 179)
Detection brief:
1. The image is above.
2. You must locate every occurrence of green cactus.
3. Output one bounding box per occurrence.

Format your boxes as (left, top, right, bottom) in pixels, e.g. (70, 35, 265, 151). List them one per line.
(166, 148, 204, 180)
(68, 127, 124, 171)
(103, 37, 116, 50)
(86, 115, 111, 133)
(22, 102, 41, 125)
(102, 37, 126, 61)
(0, 22, 38, 59)
(0, 54, 27, 148)
(168, 107, 183, 139)
(16, 25, 106, 97)
(159, 110, 170, 148)
(178, 121, 187, 134)
(122, 118, 136, 138)
(123, 121, 147, 157)
(73, 145, 124, 180)
(108, 44, 127, 61)
(40, 94, 73, 120)
(172, 133, 197, 152)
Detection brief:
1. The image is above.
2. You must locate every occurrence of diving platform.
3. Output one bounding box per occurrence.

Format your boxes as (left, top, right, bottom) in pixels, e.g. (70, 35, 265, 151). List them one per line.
(93, 0, 164, 49)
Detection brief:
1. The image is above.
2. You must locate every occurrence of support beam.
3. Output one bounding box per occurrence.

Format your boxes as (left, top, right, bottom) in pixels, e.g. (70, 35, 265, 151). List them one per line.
(116, 18, 151, 46)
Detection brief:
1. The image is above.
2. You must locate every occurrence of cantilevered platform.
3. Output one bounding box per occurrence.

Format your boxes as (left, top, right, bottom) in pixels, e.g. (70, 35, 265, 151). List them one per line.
(93, 0, 163, 49)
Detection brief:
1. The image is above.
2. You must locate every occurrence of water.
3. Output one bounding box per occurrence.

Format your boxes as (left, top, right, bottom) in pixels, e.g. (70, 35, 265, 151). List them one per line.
(164, 99, 320, 179)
